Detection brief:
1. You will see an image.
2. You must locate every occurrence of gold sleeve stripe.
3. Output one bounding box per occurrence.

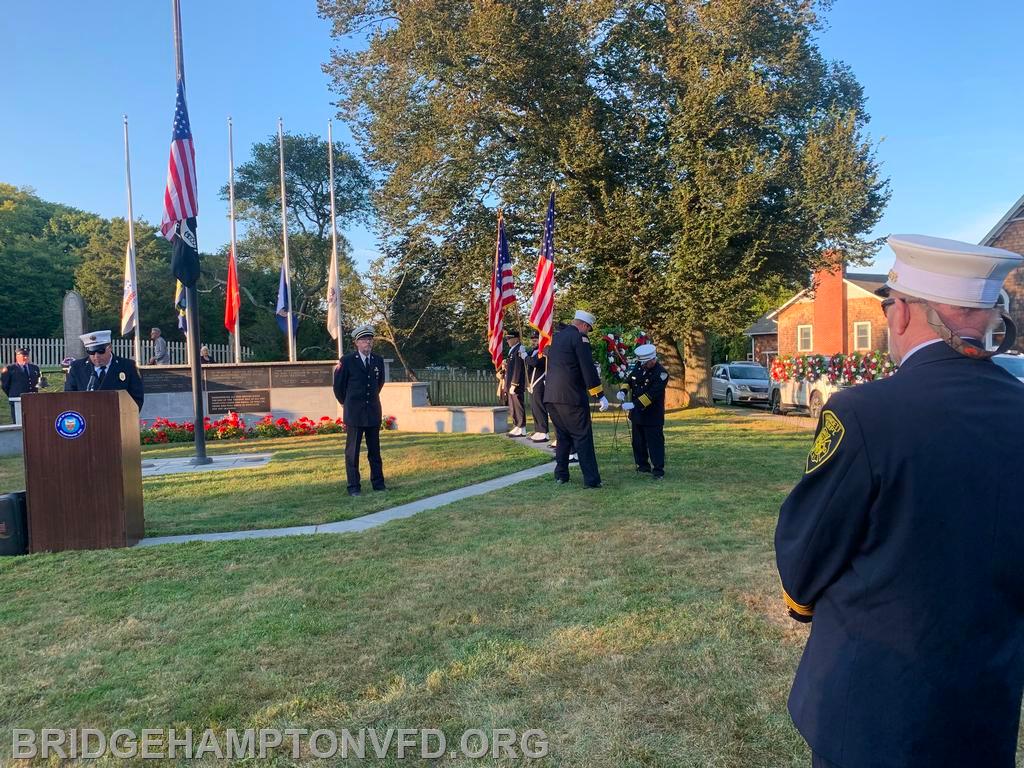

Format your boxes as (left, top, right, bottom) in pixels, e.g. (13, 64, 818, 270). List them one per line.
(638, 394, 652, 407)
(782, 589, 814, 617)
(618, 384, 629, 390)
(588, 385, 604, 396)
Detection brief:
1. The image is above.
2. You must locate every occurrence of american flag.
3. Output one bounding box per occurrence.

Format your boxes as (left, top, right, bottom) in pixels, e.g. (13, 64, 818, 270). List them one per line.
(487, 212, 516, 369)
(528, 192, 555, 356)
(161, 78, 198, 240)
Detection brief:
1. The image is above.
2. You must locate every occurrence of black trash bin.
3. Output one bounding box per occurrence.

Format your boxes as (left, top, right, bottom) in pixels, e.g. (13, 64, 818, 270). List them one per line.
(0, 491, 28, 556)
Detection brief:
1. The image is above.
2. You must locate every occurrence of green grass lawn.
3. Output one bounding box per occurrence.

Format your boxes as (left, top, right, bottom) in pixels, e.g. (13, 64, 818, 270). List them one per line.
(0, 431, 549, 538)
(3, 409, 1014, 765)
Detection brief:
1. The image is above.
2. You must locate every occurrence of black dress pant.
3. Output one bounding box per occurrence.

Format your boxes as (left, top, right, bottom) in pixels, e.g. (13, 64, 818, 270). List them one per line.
(508, 389, 526, 429)
(529, 384, 549, 433)
(630, 421, 665, 476)
(546, 402, 600, 486)
(345, 425, 384, 492)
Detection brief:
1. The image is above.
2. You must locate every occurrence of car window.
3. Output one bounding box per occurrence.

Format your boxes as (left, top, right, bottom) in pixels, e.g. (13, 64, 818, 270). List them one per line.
(994, 356, 1024, 377)
(728, 365, 769, 380)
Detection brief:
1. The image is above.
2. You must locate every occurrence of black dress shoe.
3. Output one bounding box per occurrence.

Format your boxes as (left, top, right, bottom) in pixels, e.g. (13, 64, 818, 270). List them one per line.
(584, 482, 603, 489)
(652, 474, 664, 481)
(636, 466, 651, 474)
(555, 478, 569, 485)
(348, 490, 361, 497)
(373, 485, 387, 492)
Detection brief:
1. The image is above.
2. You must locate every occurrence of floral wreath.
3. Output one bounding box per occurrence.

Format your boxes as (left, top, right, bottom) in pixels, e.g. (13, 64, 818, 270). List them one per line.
(593, 328, 650, 386)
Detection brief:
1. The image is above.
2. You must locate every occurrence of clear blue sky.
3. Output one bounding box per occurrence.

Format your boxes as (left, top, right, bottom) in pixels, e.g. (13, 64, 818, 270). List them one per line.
(3, 1, 1023, 275)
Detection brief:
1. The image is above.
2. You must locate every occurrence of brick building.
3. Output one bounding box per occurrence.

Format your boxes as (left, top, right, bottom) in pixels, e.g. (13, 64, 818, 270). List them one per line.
(743, 265, 889, 359)
(979, 195, 1024, 352)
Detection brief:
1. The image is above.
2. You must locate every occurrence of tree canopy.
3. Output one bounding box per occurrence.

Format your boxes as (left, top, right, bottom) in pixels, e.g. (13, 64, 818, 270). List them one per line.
(320, 0, 889, 401)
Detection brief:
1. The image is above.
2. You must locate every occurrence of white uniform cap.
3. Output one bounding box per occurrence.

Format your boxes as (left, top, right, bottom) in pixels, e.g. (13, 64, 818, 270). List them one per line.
(882, 235, 1022, 309)
(80, 330, 112, 349)
(351, 324, 375, 340)
(573, 310, 596, 326)
(635, 343, 657, 362)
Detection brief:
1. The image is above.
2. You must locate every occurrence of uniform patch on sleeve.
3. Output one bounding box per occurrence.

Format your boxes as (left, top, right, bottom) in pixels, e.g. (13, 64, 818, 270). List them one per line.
(660, 372, 668, 381)
(805, 409, 845, 474)
(581, 336, 590, 344)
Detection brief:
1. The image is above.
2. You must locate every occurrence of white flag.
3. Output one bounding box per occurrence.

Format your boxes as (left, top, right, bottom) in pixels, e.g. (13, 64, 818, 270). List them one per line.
(120, 241, 138, 336)
(327, 243, 341, 340)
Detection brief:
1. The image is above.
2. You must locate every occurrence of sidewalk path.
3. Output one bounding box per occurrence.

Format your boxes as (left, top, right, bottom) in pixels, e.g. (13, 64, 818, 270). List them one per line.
(136, 459, 555, 547)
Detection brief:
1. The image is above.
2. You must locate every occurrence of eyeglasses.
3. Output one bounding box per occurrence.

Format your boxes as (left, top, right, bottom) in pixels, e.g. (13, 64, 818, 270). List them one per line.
(881, 297, 926, 317)
(86, 348, 107, 356)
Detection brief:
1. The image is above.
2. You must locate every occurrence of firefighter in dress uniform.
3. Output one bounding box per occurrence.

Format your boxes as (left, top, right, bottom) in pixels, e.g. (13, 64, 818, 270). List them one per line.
(333, 324, 387, 497)
(775, 235, 1024, 768)
(618, 343, 669, 478)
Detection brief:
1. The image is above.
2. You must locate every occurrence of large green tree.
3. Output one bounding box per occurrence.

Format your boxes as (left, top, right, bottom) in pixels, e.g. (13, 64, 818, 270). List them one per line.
(320, 0, 888, 402)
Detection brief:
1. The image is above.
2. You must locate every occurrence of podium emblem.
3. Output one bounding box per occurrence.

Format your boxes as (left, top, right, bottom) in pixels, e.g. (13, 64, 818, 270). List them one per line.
(55, 410, 87, 440)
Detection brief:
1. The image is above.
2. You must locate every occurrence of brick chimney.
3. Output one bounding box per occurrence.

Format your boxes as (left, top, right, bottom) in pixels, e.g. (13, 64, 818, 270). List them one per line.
(812, 260, 846, 354)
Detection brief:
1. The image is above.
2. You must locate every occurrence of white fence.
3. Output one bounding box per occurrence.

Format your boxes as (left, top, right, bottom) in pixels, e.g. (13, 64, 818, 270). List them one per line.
(0, 337, 250, 367)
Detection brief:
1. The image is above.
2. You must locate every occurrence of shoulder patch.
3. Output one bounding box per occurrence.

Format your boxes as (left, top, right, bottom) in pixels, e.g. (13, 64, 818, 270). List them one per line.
(806, 409, 845, 474)
(660, 371, 668, 381)
(581, 336, 590, 344)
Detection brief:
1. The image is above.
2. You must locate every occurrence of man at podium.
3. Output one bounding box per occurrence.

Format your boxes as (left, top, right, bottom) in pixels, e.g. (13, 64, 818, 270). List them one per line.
(64, 330, 144, 411)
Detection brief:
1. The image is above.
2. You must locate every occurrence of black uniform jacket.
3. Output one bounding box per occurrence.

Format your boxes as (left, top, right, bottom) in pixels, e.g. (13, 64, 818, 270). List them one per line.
(333, 351, 385, 428)
(775, 341, 1024, 768)
(542, 325, 603, 406)
(504, 343, 526, 393)
(525, 349, 546, 393)
(1, 362, 42, 398)
(64, 355, 144, 411)
(625, 362, 669, 426)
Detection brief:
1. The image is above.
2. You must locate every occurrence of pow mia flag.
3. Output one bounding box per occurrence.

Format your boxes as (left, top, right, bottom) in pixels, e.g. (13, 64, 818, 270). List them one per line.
(171, 216, 200, 287)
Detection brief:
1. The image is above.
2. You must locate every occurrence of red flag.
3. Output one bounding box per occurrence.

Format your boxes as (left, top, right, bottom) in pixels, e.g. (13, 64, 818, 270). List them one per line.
(487, 212, 516, 369)
(224, 247, 241, 333)
(528, 192, 555, 356)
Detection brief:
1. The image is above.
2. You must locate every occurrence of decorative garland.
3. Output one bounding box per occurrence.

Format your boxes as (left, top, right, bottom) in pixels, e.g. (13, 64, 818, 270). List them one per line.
(770, 351, 897, 386)
(593, 328, 650, 385)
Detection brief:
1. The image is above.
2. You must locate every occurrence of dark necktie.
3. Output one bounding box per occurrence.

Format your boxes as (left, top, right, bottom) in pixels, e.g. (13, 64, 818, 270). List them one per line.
(88, 366, 107, 391)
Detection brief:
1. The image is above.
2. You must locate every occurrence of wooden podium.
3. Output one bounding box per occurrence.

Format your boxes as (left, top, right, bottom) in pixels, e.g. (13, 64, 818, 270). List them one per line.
(22, 391, 144, 552)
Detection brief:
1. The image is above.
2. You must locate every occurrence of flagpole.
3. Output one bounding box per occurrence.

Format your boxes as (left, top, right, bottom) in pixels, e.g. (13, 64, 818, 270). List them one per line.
(327, 120, 343, 359)
(172, 0, 210, 465)
(278, 118, 296, 362)
(228, 116, 241, 363)
(123, 115, 142, 363)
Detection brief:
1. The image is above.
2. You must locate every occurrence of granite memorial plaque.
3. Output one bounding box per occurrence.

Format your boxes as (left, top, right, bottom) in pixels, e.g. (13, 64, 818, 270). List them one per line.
(205, 366, 270, 391)
(208, 389, 271, 414)
(271, 364, 334, 388)
(143, 368, 195, 393)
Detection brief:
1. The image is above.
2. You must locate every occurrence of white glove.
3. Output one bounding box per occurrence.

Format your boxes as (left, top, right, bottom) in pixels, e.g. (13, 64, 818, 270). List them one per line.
(519, 348, 528, 359)
(622, 401, 635, 411)
(598, 396, 609, 412)
(616, 390, 626, 401)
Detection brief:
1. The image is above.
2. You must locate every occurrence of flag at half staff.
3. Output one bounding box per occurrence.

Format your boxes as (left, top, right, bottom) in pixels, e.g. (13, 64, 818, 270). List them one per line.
(224, 246, 241, 334)
(487, 211, 516, 369)
(120, 241, 138, 336)
(326, 239, 341, 341)
(528, 191, 555, 357)
(162, 77, 200, 287)
(276, 262, 299, 334)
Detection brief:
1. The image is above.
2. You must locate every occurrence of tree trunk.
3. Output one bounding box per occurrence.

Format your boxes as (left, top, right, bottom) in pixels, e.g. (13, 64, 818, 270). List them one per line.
(683, 328, 713, 407)
(383, 330, 417, 381)
(657, 336, 690, 409)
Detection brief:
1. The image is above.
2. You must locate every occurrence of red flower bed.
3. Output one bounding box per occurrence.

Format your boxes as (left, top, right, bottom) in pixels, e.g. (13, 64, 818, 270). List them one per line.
(140, 412, 397, 444)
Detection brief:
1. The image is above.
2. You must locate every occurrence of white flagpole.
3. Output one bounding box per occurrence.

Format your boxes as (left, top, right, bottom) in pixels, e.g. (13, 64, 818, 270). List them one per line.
(278, 118, 296, 362)
(123, 114, 142, 363)
(327, 120, 344, 358)
(228, 116, 241, 363)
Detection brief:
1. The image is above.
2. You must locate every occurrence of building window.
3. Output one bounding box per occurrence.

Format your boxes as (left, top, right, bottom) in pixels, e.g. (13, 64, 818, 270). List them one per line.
(854, 322, 871, 351)
(985, 290, 1012, 349)
(797, 325, 812, 352)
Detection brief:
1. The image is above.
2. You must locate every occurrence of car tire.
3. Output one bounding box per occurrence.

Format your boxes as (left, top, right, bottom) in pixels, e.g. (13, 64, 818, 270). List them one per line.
(725, 389, 734, 406)
(809, 391, 823, 422)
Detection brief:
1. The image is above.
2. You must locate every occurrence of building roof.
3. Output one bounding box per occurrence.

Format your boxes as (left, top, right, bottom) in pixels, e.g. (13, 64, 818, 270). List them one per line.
(981, 194, 1024, 246)
(743, 314, 778, 336)
(845, 273, 887, 294)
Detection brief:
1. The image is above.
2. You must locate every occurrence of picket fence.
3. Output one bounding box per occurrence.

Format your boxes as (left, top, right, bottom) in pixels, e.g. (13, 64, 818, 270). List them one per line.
(0, 337, 250, 367)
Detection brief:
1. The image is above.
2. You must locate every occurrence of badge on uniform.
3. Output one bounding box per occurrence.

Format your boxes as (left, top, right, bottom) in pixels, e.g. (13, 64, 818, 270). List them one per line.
(660, 372, 668, 381)
(119, 371, 126, 382)
(806, 410, 845, 474)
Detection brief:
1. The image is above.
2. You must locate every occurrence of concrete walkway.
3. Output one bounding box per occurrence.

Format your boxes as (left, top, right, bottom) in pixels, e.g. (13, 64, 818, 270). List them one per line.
(136, 459, 555, 547)
(142, 453, 272, 477)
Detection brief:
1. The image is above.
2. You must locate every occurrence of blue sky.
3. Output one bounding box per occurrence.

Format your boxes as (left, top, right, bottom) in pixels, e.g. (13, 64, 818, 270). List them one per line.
(3, 1, 1023, 275)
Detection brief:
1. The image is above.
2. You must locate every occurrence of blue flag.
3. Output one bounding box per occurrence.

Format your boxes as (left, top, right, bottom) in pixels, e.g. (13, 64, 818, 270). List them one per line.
(276, 263, 299, 334)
